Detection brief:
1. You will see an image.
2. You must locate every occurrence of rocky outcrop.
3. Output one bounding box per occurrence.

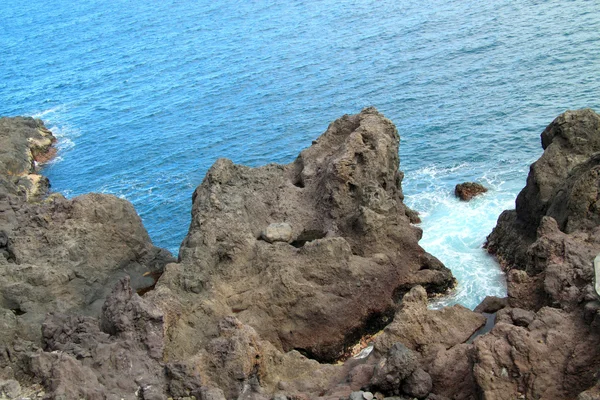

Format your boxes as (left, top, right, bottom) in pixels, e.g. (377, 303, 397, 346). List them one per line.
(473, 307, 600, 400)
(6, 108, 600, 400)
(156, 107, 454, 363)
(454, 182, 488, 201)
(486, 109, 600, 311)
(482, 108, 600, 398)
(0, 110, 459, 399)
(0, 117, 56, 202)
(0, 117, 175, 397)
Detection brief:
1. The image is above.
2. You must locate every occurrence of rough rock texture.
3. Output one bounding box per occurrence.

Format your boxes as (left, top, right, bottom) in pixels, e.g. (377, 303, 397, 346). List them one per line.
(373, 286, 485, 400)
(0, 192, 174, 346)
(31, 277, 168, 399)
(0, 118, 175, 397)
(157, 107, 454, 363)
(474, 296, 508, 314)
(454, 182, 488, 201)
(370, 343, 418, 393)
(473, 307, 600, 400)
(487, 109, 600, 279)
(7, 109, 600, 399)
(374, 286, 486, 354)
(483, 109, 600, 398)
(0, 116, 56, 201)
(401, 368, 433, 399)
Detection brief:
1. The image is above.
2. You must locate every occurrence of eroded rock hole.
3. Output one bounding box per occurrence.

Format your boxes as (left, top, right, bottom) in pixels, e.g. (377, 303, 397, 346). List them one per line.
(354, 152, 366, 165)
(290, 230, 327, 248)
(292, 176, 305, 188)
(297, 307, 397, 364)
(11, 308, 26, 316)
(336, 308, 396, 363)
(136, 270, 163, 297)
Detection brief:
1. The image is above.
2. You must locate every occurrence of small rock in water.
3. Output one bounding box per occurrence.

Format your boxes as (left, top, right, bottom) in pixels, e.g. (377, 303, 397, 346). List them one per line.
(454, 182, 488, 201)
(261, 222, 293, 243)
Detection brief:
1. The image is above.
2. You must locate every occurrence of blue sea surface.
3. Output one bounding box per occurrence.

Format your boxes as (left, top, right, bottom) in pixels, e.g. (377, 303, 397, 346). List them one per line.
(2, 0, 600, 309)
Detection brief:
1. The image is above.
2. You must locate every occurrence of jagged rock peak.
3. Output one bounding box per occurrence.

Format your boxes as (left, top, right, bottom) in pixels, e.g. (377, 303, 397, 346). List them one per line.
(170, 107, 454, 362)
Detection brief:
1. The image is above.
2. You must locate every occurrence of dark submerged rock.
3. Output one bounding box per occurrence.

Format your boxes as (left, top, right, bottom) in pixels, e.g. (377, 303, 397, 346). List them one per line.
(454, 182, 488, 201)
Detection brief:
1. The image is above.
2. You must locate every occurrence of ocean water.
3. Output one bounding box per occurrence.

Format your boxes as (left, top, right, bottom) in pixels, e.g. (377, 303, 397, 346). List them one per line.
(2, 0, 599, 310)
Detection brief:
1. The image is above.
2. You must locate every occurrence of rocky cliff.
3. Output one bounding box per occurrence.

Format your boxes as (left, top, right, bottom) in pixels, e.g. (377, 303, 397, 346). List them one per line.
(2, 108, 600, 400)
(481, 109, 600, 399)
(164, 107, 454, 363)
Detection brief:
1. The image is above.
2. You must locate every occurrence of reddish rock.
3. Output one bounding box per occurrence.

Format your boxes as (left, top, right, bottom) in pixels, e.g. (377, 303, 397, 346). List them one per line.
(454, 182, 488, 201)
(473, 307, 600, 399)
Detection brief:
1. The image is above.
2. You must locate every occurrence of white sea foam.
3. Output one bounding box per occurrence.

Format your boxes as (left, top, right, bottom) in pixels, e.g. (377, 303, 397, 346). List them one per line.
(31, 105, 66, 119)
(404, 163, 520, 310)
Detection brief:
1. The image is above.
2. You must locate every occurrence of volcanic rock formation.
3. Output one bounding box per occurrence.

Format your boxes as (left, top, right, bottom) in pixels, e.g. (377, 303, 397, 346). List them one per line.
(4, 108, 600, 400)
(0, 109, 462, 399)
(0, 117, 175, 398)
(481, 108, 600, 398)
(152, 107, 455, 364)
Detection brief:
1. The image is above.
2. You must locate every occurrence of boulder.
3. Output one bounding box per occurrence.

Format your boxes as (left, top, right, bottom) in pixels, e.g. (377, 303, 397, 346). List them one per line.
(474, 295, 508, 314)
(486, 109, 600, 311)
(473, 307, 600, 399)
(454, 182, 488, 201)
(261, 222, 293, 243)
(370, 343, 418, 394)
(163, 108, 454, 362)
(401, 368, 432, 398)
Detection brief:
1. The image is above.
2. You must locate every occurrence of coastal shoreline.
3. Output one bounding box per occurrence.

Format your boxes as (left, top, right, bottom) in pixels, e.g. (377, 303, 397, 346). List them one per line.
(1, 109, 599, 399)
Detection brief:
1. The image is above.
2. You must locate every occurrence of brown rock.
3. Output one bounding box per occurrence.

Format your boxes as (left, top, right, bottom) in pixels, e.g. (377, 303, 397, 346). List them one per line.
(454, 182, 488, 201)
(473, 307, 600, 399)
(474, 296, 508, 314)
(486, 109, 600, 312)
(401, 368, 432, 398)
(374, 286, 486, 354)
(164, 108, 453, 363)
(424, 344, 478, 400)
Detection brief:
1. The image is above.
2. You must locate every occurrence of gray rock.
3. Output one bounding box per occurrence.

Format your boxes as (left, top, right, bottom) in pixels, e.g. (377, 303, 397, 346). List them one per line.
(363, 391, 374, 400)
(0, 116, 56, 202)
(200, 387, 227, 400)
(350, 391, 366, 400)
(350, 391, 375, 400)
(371, 343, 418, 393)
(167, 108, 454, 363)
(474, 296, 508, 314)
(0, 379, 21, 399)
(401, 368, 432, 399)
(261, 222, 293, 243)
